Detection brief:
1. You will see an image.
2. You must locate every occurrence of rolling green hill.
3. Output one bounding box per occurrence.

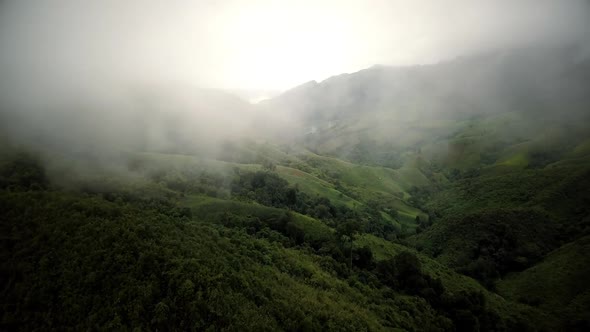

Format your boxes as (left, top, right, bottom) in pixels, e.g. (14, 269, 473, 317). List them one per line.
(2, 46, 590, 331)
(497, 236, 590, 330)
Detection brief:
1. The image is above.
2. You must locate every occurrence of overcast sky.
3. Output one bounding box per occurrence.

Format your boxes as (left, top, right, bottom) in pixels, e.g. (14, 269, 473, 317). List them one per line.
(0, 0, 589, 91)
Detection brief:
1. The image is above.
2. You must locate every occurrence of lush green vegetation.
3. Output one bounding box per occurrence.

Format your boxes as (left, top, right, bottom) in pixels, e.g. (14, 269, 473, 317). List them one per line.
(2, 48, 590, 331)
(1, 151, 552, 331)
(3, 116, 589, 331)
(497, 236, 590, 331)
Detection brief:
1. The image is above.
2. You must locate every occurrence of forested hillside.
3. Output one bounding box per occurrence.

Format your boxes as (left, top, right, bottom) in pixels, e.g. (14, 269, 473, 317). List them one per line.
(2, 46, 590, 331)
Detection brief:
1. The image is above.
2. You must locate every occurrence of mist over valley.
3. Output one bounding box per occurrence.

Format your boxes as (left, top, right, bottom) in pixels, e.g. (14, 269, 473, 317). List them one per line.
(1, 1, 590, 331)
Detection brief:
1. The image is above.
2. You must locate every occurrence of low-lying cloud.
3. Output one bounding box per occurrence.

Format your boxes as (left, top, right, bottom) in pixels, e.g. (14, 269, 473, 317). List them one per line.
(0, 0, 589, 166)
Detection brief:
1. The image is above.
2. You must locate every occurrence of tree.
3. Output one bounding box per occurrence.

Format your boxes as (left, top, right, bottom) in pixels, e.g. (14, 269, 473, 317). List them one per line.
(336, 220, 361, 270)
(262, 159, 277, 171)
(0, 153, 48, 190)
(376, 251, 422, 290)
(353, 246, 374, 269)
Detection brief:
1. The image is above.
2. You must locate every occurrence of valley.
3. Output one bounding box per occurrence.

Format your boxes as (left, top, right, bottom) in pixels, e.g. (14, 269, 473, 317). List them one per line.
(1, 46, 590, 331)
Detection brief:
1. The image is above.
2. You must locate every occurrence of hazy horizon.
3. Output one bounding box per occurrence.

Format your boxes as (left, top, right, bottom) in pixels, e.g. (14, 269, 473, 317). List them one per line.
(1, 0, 589, 93)
(1, 0, 590, 161)
(1, 3, 590, 330)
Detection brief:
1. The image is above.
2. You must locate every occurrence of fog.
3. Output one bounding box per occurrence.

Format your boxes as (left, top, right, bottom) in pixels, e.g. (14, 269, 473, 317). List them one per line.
(1, 1, 589, 90)
(0, 0, 589, 170)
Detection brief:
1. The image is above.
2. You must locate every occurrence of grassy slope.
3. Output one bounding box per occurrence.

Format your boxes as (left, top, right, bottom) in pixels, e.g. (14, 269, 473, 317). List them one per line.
(423, 163, 590, 221)
(497, 236, 590, 328)
(10, 108, 587, 330)
(138, 148, 432, 229)
(276, 166, 360, 208)
(0, 191, 392, 330)
(355, 234, 554, 329)
(411, 158, 590, 271)
(296, 152, 430, 225)
(408, 154, 590, 329)
(183, 194, 544, 328)
(171, 192, 555, 329)
(182, 195, 334, 245)
(411, 208, 560, 268)
(308, 108, 590, 174)
(5, 111, 587, 329)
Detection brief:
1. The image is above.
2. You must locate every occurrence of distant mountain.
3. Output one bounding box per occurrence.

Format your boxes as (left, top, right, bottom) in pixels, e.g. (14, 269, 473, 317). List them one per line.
(2, 45, 590, 331)
(266, 45, 590, 124)
(259, 46, 590, 168)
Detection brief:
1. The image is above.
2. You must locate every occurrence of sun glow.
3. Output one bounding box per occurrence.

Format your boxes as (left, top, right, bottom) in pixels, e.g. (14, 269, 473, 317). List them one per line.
(213, 2, 355, 90)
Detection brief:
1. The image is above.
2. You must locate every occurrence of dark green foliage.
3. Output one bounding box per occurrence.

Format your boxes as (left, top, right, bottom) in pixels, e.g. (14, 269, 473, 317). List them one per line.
(3, 46, 590, 331)
(438, 291, 500, 332)
(336, 220, 361, 269)
(424, 165, 590, 229)
(145, 167, 230, 198)
(345, 138, 403, 168)
(415, 165, 590, 290)
(1, 184, 516, 331)
(497, 235, 590, 331)
(415, 215, 433, 234)
(232, 171, 293, 207)
(374, 252, 503, 332)
(416, 209, 559, 287)
(0, 154, 538, 331)
(408, 152, 590, 328)
(219, 210, 313, 247)
(0, 153, 48, 190)
(376, 252, 442, 298)
(336, 220, 361, 240)
(262, 159, 277, 171)
(1, 190, 379, 331)
(352, 246, 374, 269)
(526, 150, 563, 169)
(231, 171, 371, 231)
(408, 186, 437, 210)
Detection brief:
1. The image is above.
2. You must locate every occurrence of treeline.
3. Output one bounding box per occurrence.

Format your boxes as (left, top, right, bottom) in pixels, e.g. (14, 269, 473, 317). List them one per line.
(414, 164, 590, 288)
(0, 153, 536, 330)
(231, 170, 397, 238)
(0, 191, 509, 331)
(2, 190, 375, 331)
(231, 171, 352, 221)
